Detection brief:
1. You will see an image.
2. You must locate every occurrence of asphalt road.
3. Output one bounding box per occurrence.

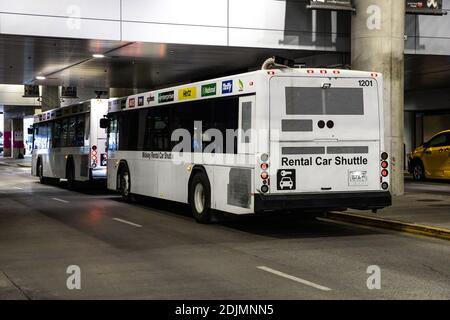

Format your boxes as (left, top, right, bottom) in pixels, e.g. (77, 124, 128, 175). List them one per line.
(0, 164, 449, 300)
(405, 177, 450, 196)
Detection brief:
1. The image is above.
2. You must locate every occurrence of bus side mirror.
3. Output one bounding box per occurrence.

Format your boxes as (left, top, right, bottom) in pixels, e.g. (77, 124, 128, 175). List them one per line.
(99, 118, 109, 129)
(27, 128, 33, 135)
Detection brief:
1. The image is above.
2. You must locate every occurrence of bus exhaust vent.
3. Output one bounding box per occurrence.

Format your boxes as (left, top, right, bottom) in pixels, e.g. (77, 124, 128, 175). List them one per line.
(227, 168, 251, 208)
(261, 56, 297, 70)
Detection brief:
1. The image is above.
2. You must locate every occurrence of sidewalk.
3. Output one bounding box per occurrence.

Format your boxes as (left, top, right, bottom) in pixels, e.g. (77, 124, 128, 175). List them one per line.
(0, 157, 32, 168)
(327, 184, 450, 240)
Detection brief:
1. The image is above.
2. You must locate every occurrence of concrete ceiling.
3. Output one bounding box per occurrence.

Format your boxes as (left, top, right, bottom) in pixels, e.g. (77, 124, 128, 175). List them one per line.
(0, 34, 449, 92)
(0, 34, 339, 90)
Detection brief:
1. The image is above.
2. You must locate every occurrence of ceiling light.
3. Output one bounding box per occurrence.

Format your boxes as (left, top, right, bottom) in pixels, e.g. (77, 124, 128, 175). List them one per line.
(92, 54, 105, 58)
(35, 76, 46, 80)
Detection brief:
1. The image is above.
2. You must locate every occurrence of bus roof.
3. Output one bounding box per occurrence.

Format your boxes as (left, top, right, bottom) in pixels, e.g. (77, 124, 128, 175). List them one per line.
(33, 99, 108, 124)
(108, 68, 383, 113)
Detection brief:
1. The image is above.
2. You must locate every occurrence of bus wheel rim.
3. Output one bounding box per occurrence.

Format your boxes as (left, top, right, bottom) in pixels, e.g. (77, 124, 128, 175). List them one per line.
(194, 183, 205, 214)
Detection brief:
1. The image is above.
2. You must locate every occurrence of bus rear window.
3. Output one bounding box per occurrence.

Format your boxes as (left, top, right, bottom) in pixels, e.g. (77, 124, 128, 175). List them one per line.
(285, 87, 364, 115)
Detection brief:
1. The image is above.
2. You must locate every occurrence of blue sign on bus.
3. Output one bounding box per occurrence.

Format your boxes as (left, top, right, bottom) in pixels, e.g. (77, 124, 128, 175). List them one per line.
(222, 80, 233, 94)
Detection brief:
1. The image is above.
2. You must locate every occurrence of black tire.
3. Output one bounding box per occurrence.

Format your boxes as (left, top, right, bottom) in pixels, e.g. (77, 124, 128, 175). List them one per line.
(412, 161, 425, 181)
(66, 159, 77, 190)
(118, 164, 133, 202)
(189, 171, 212, 223)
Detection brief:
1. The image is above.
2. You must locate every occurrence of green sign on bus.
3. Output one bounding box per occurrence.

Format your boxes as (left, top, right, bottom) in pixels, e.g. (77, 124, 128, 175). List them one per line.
(201, 83, 216, 97)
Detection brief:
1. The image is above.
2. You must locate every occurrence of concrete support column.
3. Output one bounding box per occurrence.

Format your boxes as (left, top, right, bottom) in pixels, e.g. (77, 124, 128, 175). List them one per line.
(11, 118, 24, 159)
(41, 86, 60, 111)
(351, 0, 405, 196)
(3, 117, 12, 157)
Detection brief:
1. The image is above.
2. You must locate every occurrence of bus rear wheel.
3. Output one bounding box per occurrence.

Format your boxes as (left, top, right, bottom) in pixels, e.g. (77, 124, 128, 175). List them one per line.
(118, 165, 132, 202)
(189, 172, 212, 223)
(66, 160, 77, 190)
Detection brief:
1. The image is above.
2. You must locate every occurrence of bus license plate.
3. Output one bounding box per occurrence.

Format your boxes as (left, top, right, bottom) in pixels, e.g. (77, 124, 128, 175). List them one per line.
(349, 171, 368, 186)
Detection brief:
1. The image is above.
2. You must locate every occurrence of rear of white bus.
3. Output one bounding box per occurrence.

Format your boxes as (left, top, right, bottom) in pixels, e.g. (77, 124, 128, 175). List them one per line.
(255, 69, 391, 213)
(88, 99, 109, 180)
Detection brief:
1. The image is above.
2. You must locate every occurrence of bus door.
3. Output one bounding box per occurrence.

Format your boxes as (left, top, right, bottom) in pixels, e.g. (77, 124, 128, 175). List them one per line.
(269, 75, 381, 194)
(91, 101, 109, 169)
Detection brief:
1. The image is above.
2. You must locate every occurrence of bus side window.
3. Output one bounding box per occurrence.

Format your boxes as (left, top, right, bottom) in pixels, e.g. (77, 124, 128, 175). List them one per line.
(75, 115, 85, 147)
(61, 118, 69, 147)
(241, 102, 252, 143)
(42, 123, 48, 149)
(108, 117, 118, 151)
(213, 97, 239, 154)
(33, 125, 39, 149)
(68, 116, 77, 147)
(238, 96, 255, 154)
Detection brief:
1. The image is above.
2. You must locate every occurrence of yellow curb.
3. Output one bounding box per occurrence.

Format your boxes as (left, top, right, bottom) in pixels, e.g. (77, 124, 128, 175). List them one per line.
(326, 211, 450, 241)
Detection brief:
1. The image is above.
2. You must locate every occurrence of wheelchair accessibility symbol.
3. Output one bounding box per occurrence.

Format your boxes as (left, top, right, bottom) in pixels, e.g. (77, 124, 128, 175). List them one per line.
(277, 169, 296, 190)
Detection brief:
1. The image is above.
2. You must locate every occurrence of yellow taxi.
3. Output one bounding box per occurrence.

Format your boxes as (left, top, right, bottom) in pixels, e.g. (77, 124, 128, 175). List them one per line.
(408, 130, 450, 180)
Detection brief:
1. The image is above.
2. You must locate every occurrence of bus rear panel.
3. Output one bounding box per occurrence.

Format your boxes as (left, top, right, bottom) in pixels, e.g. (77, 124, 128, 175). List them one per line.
(255, 70, 391, 213)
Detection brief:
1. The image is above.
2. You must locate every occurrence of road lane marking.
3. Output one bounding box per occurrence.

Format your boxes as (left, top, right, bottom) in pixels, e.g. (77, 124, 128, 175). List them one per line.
(14, 187, 23, 190)
(112, 218, 142, 228)
(52, 197, 69, 203)
(257, 266, 332, 291)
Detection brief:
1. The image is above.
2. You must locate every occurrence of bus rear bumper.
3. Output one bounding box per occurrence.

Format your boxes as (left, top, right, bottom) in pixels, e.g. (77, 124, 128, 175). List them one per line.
(254, 191, 392, 213)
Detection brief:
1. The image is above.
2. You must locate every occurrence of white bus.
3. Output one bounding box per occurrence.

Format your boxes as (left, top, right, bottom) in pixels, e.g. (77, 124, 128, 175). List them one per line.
(102, 66, 391, 223)
(32, 99, 109, 187)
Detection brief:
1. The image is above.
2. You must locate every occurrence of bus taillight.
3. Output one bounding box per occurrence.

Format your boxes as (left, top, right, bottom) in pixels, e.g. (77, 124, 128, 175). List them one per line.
(91, 146, 98, 167)
(260, 154, 269, 193)
(381, 169, 389, 177)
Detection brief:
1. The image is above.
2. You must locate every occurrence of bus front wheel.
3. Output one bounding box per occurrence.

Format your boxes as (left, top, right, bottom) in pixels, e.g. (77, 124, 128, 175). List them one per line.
(189, 172, 212, 223)
(118, 165, 132, 202)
